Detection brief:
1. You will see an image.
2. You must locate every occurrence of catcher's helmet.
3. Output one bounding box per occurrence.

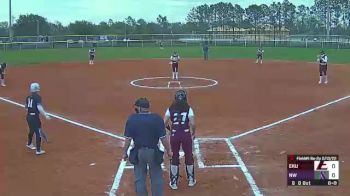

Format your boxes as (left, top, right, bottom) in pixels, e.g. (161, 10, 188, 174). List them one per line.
(30, 82, 40, 93)
(134, 97, 150, 108)
(175, 89, 187, 101)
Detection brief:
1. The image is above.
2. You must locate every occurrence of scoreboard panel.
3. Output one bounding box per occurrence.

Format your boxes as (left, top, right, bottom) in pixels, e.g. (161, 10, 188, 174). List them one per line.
(287, 155, 339, 186)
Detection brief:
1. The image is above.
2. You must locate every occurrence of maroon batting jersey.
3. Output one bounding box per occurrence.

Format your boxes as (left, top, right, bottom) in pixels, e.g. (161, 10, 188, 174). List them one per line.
(165, 105, 194, 133)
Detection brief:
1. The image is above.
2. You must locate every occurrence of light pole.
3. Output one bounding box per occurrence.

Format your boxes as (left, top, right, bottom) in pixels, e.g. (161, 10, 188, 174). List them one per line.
(326, 1, 330, 39)
(37, 20, 40, 41)
(124, 21, 127, 39)
(9, 0, 12, 41)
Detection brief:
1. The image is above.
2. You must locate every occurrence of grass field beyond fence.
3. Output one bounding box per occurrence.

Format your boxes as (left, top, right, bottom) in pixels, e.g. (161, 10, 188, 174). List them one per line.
(0, 46, 349, 65)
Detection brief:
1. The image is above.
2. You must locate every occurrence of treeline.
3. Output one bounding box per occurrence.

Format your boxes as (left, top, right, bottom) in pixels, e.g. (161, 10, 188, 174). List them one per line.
(187, 0, 350, 35)
(0, 0, 349, 37)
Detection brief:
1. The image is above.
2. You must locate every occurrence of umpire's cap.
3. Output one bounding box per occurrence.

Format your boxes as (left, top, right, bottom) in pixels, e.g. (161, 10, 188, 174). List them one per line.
(134, 97, 150, 108)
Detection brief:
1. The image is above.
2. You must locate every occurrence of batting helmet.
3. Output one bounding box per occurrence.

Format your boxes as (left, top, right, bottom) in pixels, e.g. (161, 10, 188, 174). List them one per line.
(1, 62, 7, 68)
(175, 89, 187, 101)
(30, 82, 40, 93)
(134, 97, 150, 108)
(320, 50, 325, 54)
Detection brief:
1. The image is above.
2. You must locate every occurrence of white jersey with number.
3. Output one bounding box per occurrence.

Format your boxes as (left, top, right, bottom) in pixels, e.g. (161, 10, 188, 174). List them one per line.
(170, 55, 180, 63)
(165, 107, 194, 118)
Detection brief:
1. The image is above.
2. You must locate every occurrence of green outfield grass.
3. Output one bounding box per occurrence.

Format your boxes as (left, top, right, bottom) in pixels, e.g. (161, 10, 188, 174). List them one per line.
(0, 46, 349, 65)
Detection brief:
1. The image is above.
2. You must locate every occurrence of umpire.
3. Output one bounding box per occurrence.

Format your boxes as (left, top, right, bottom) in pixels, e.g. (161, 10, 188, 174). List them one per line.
(202, 42, 209, 60)
(122, 97, 172, 196)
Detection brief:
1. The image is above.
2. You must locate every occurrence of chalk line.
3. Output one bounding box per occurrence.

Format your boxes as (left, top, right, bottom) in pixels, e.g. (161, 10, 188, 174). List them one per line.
(226, 139, 262, 196)
(109, 160, 127, 196)
(229, 95, 350, 140)
(193, 138, 205, 168)
(0, 97, 125, 140)
(203, 165, 241, 168)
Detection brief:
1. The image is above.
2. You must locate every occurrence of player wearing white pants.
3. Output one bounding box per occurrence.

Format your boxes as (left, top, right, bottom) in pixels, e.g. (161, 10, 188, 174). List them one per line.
(170, 52, 180, 80)
(318, 51, 328, 84)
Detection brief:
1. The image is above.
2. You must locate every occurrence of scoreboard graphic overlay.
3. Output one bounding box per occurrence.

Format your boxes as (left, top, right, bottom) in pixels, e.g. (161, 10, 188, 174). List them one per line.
(287, 155, 339, 186)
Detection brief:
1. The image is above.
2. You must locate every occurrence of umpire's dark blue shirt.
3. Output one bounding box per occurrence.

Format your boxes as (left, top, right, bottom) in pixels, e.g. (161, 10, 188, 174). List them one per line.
(203, 45, 208, 52)
(124, 112, 166, 148)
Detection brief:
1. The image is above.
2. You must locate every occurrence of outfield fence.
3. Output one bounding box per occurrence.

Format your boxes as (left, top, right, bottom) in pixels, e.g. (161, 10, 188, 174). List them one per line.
(1, 34, 350, 50)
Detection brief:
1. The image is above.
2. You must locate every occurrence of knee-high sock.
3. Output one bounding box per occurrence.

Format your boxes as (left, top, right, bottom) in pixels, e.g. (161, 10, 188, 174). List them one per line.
(186, 165, 195, 180)
(36, 133, 42, 151)
(170, 165, 179, 183)
(27, 131, 34, 145)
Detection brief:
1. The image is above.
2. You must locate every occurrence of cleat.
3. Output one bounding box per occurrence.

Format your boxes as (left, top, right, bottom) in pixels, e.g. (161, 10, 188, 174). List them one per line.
(169, 181, 178, 190)
(26, 144, 36, 150)
(35, 150, 46, 155)
(186, 165, 196, 187)
(188, 178, 196, 187)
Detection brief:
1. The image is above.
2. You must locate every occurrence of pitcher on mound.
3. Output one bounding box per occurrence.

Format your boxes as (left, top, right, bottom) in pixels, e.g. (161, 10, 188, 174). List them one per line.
(170, 51, 180, 80)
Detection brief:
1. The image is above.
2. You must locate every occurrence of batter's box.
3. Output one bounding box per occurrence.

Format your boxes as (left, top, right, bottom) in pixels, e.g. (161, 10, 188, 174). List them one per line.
(194, 138, 239, 168)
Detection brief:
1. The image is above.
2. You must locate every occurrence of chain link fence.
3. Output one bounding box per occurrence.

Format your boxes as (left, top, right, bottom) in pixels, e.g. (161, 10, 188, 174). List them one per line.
(1, 34, 350, 50)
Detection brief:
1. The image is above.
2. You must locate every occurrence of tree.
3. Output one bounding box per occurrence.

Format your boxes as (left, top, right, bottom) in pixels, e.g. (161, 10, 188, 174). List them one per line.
(125, 16, 137, 34)
(245, 4, 264, 41)
(49, 21, 68, 35)
(136, 19, 148, 34)
(4, 1, 350, 38)
(108, 19, 113, 27)
(186, 4, 212, 33)
(68, 21, 98, 35)
(296, 5, 308, 33)
(314, 0, 328, 35)
(146, 22, 162, 34)
(0, 21, 8, 36)
(282, 0, 296, 33)
(110, 21, 127, 34)
(156, 15, 169, 34)
(269, 2, 279, 39)
(98, 21, 110, 34)
(13, 14, 50, 36)
(234, 4, 245, 30)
